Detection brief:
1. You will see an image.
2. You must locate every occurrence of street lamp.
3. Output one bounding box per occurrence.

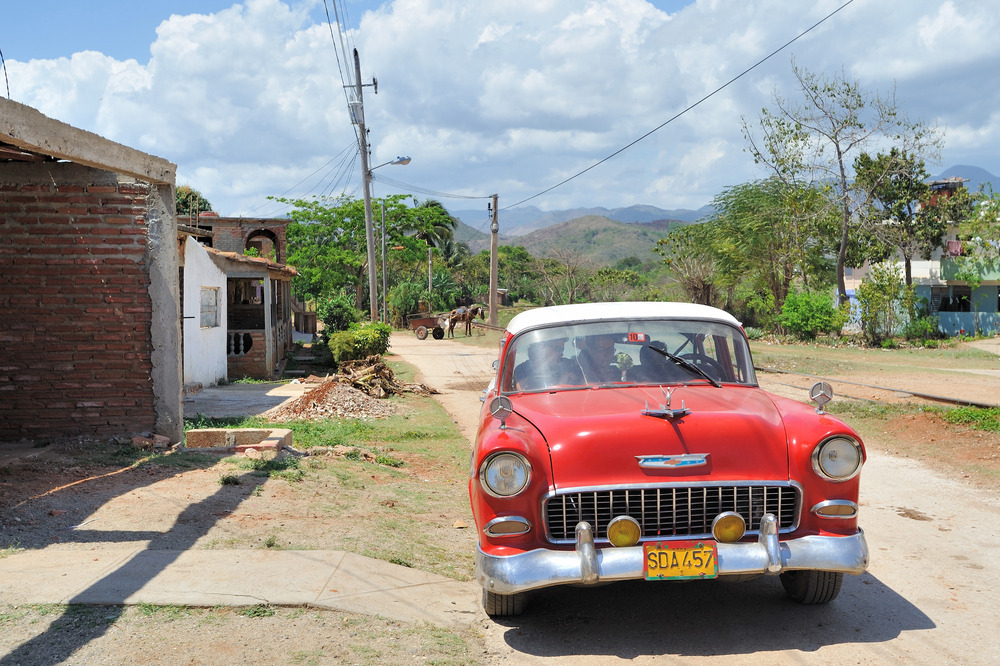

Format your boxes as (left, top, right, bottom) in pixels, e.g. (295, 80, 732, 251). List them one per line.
(361, 155, 411, 321)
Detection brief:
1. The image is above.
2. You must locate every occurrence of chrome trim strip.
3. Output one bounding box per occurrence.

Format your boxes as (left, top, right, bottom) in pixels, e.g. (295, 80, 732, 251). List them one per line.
(476, 518, 869, 596)
(636, 454, 709, 469)
(810, 499, 859, 519)
(483, 516, 532, 537)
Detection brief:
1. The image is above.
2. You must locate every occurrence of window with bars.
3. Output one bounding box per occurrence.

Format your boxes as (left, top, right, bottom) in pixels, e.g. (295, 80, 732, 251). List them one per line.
(200, 287, 220, 328)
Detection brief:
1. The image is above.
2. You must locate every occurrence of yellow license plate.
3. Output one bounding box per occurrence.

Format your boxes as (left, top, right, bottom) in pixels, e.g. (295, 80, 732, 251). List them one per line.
(643, 540, 718, 580)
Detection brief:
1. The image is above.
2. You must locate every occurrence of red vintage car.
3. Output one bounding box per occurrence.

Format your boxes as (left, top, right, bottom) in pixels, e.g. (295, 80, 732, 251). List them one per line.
(469, 302, 868, 616)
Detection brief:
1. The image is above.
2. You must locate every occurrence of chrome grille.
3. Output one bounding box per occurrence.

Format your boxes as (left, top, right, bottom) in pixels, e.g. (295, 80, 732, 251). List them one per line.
(544, 484, 799, 542)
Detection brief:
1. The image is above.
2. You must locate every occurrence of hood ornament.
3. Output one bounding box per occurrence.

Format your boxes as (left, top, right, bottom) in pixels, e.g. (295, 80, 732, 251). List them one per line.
(641, 386, 690, 420)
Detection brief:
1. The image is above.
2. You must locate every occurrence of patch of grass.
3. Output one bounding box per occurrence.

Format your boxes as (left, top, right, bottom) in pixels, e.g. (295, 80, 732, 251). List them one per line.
(184, 414, 268, 431)
(0, 607, 28, 624)
(375, 453, 405, 468)
(943, 406, 1000, 432)
(219, 473, 241, 486)
(289, 650, 327, 665)
(136, 604, 191, 621)
(227, 454, 305, 482)
(239, 604, 275, 618)
(1, 541, 23, 559)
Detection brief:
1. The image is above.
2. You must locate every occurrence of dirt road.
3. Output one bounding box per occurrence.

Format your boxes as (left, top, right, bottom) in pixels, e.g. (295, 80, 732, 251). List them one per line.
(389, 332, 1000, 665)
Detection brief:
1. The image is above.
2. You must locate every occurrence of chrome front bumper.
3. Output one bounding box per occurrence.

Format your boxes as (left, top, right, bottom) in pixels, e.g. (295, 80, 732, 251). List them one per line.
(476, 514, 869, 595)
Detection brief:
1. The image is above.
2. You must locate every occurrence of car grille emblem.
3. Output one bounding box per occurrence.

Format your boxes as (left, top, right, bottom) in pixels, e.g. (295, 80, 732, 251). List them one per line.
(636, 453, 710, 469)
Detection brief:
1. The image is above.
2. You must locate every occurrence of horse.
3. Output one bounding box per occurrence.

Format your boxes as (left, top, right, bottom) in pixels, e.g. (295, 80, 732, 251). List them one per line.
(446, 305, 486, 337)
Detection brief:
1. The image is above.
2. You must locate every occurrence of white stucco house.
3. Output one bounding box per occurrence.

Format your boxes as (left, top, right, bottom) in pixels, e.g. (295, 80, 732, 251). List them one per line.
(181, 236, 228, 388)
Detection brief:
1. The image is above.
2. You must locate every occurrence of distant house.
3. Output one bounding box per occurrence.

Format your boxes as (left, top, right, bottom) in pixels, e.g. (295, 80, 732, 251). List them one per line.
(178, 215, 298, 383)
(847, 177, 1000, 336)
(0, 98, 183, 444)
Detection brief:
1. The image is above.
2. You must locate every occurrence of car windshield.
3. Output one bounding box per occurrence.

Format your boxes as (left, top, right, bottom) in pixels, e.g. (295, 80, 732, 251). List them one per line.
(500, 319, 756, 393)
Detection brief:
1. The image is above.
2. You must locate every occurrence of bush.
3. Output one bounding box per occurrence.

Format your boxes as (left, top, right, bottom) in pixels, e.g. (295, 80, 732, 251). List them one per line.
(855, 262, 912, 347)
(317, 293, 362, 332)
(777, 290, 844, 340)
(903, 315, 941, 342)
(326, 322, 392, 363)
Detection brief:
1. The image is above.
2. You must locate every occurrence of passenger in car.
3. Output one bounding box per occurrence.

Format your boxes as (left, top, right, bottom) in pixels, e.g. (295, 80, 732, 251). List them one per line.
(513, 339, 581, 390)
(576, 335, 621, 383)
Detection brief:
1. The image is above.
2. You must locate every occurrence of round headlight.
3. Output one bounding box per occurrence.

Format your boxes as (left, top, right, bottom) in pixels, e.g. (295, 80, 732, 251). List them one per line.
(812, 436, 862, 482)
(480, 452, 531, 497)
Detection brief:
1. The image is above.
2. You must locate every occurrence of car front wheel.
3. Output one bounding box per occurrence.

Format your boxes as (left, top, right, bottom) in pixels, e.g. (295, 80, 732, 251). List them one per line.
(483, 589, 527, 617)
(780, 570, 844, 604)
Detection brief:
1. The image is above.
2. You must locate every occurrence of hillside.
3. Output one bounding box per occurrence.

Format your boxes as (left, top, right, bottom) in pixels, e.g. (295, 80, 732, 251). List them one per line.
(448, 203, 712, 236)
(464, 215, 691, 265)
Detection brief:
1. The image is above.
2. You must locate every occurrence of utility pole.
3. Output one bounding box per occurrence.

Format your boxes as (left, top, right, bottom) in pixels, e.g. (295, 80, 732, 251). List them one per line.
(381, 200, 388, 323)
(353, 48, 379, 322)
(488, 194, 499, 327)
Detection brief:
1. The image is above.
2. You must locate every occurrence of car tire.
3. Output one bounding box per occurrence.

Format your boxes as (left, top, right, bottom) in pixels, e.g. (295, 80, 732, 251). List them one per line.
(415, 326, 428, 340)
(483, 589, 527, 617)
(779, 570, 844, 604)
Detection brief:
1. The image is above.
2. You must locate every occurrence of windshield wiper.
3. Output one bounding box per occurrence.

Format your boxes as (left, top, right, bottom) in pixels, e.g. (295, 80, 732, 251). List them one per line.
(648, 345, 721, 388)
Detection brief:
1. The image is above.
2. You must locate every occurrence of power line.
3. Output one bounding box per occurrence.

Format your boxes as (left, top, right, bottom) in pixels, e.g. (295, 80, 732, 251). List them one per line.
(372, 173, 491, 201)
(503, 0, 856, 210)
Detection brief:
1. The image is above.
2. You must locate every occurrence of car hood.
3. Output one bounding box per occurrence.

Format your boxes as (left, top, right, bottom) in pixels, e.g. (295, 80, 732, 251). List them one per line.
(512, 385, 789, 488)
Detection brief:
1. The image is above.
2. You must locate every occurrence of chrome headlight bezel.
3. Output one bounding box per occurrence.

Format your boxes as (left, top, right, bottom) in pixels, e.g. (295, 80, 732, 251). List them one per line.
(479, 452, 532, 498)
(812, 436, 863, 482)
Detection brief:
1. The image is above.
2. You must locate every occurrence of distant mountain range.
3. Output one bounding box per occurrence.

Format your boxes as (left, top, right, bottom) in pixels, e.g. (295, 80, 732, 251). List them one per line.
(447, 165, 997, 262)
(449, 203, 713, 239)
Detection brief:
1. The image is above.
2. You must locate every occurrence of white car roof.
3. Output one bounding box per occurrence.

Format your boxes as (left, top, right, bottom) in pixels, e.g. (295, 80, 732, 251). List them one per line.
(505, 302, 742, 336)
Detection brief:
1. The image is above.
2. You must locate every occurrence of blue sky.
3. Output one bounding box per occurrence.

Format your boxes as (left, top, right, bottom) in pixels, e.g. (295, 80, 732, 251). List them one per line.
(2, 1, 998, 221)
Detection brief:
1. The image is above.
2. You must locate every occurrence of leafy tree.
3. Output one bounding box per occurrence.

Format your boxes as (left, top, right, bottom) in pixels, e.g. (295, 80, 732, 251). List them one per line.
(654, 222, 722, 307)
(463, 245, 542, 304)
(591, 267, 642, 302)
(535, 248, 593, 305)
(276, 194, 442, 309)
(854, 149, 941, 285)
(855, 261, 915, 346)
(176, 186, 212, 221)
(710, 178, 836, 319)
(316, 292, 362, 332)
(743, 60, 940, 305)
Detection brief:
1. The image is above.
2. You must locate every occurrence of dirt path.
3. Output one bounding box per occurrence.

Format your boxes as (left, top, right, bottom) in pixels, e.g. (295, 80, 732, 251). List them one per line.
(390, 332, 1000, 665)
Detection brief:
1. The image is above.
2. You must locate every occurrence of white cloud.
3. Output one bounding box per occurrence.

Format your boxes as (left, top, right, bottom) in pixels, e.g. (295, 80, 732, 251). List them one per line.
(6, 0, 1000, 217)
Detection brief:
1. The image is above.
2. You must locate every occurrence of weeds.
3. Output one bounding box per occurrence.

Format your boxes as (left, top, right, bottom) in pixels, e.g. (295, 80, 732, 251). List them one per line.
(239, 604, 275, 618)
(943, 406, 1000, 432)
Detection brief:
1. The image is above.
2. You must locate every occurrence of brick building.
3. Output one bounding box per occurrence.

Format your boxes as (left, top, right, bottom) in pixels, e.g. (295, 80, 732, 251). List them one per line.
(0, 98, 182, 445)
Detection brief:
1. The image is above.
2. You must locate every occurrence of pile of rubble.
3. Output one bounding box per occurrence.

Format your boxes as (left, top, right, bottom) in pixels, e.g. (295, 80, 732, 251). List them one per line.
(337, 356, 438, 398)
(264, 357, 438, 422)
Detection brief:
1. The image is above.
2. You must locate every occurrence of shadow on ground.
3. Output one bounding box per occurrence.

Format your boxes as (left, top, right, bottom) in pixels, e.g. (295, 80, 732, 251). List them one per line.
(497, 574, 930, 659)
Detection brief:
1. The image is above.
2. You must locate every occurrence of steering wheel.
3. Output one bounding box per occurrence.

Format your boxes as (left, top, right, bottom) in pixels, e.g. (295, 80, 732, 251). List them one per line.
(679, 353, 727, 381)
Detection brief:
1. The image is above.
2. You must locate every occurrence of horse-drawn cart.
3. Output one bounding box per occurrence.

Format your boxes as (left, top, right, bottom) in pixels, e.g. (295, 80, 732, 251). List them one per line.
(406, 312, 448, 340)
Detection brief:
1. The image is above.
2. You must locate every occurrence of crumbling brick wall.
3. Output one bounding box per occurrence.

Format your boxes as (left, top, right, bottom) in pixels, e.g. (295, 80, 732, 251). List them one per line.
(0, 163, 163, 441)
(202, 215, 288, 263)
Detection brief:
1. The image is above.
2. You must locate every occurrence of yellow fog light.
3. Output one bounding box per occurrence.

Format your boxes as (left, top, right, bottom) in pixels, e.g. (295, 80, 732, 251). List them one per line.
(607, 516, 641, 547)
(711, 511, 746, 543)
